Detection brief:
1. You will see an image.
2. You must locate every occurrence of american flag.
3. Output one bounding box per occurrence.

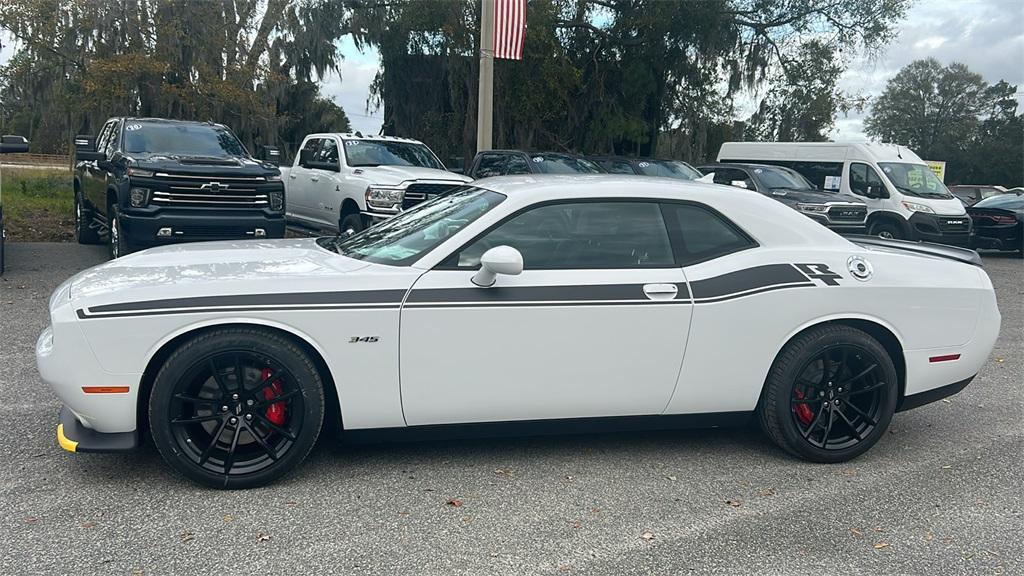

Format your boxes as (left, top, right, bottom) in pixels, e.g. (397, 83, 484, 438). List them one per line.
(493, 0, 526, 60)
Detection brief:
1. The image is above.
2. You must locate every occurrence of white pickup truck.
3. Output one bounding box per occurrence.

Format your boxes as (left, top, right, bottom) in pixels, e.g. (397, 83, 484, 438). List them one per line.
(282, 133, 472, 235)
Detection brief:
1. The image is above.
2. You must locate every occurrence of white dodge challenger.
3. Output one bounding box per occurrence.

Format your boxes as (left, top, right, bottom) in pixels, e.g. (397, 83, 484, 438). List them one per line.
(37, 176, 1000, 488)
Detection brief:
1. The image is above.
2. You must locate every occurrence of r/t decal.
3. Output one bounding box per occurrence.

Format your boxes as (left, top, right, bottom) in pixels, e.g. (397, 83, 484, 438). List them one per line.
(795, 263, 842, 286)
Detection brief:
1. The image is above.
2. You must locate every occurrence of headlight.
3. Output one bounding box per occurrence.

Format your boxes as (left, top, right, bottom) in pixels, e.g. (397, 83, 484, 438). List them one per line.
(268, 190, 284, 211)
(366, 186, 404, 210)
(129, 187, 150, 207)
(267, 174, 282, 181)
(127, 168, 154, 177)
(797, 204, 829, 213)
(901, 201, 935, 214)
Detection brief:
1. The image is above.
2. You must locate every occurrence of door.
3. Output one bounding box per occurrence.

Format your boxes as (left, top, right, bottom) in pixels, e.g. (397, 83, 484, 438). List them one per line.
(84, 119, 117, 212)
(286, 137, 322, 222)
(308, 136, 342, 226)
(399, 200, 692, 425)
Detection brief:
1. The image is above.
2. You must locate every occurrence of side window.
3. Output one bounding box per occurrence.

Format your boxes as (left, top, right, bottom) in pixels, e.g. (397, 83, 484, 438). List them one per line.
(299, 138, 322, 166)
(791, 161, 844, 191)
(663, 203, 756, 266)
(103, 120, 120, 158)
(314, 138, 339, 167)
(849, 162, 884, 196)
(713, 168, 754, 190)
(95, 120, 116, 159)
(504, 154, 530, 175)
(453, 202, 674, 270)
(601, 161, 635, 174)
(474, 153, 506, 178)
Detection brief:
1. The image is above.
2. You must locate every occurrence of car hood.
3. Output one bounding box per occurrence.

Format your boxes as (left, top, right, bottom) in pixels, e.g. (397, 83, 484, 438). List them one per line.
(766, 188, 864, 205)
(126, 153, 279, 176)
(351, 165, 472, 186)
(64, 239, 385, 307)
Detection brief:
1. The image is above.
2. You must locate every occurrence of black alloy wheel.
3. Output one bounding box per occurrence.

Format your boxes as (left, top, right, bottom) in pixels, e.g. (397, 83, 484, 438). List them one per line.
(150, 328, 324, 489)
(759, 325, 897, 463)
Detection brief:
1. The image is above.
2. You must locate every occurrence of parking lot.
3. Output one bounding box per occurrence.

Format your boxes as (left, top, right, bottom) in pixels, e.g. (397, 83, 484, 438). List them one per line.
(0, 242, 1020, 575)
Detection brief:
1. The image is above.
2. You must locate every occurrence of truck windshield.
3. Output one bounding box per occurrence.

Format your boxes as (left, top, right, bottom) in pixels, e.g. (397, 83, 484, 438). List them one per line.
(634, 160, 702, 180)
(122, 123, 248, 157)
(878, 163, 953, 200)
(321, 187, 505, 266)
(755, 166, 816, 191)
(343, 140, 444, 170)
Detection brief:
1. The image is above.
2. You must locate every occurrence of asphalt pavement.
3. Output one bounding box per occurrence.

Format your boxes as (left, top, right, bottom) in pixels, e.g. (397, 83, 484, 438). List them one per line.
(1, 242, 1021, 575)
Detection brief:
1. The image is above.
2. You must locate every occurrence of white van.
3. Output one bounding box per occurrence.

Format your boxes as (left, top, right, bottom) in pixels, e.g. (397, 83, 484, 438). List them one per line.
(717, 142, 971, 246)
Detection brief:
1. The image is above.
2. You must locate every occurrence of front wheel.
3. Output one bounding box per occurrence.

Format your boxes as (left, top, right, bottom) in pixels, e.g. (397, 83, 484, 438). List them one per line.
(869, 220, 905, 240)
(107, 206, 135, 258)
(339, 212, 365, 236)
(758, 325, 898, 463)
(148, 328, 325, 489)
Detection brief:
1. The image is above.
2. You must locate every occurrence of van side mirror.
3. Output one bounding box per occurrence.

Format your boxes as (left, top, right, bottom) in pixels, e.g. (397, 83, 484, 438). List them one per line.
(74, 134, 104, 162)
(261, 145, 281, 166)
(0, 135, 29, 154)
(472, 246, 523, 287)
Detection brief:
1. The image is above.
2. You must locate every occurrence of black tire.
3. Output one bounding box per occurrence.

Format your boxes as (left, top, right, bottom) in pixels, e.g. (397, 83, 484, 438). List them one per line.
(868, 220, 905, 240)
(108, 205, 135, 258)
(0, 221, 5, 276)
(149, 328, 325, 489)
(75, 190, 101, 245)
(758, 325, 898, 463)
(339, 212, 365, 236)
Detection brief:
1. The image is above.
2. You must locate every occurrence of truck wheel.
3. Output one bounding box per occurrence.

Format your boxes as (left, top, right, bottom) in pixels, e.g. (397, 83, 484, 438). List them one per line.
(75, 191, 101, 245)
(0, 221, 5, 275)
(758, 325, 898, 463)
(148, 327, 325, 489)
(869, 220, 904, 240)
(339, 213, 365, 236)
(108, 205, 135, 258)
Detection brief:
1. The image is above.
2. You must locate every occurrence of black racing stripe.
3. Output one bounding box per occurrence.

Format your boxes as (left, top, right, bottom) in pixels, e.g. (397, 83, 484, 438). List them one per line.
(691, 282, 814, 304)
(403, 300, 692, 309)
(406, 283, 689, 304)
(78, 303, 401, 319)
(86, 289, 408, 314)
(689, 264, 806, 299)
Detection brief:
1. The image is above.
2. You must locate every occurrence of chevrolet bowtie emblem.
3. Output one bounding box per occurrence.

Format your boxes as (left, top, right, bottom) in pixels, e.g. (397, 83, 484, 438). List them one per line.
(201, 182, 228, 193)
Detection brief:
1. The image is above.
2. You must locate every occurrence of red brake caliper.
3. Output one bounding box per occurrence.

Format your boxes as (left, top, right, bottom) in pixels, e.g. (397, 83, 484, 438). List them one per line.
(793, 389, 814, 426)
(260, 368, 287, 427)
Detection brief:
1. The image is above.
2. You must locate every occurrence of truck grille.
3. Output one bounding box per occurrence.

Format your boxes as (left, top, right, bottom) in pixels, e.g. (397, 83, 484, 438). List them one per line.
(145, 172, 277, 208)
(938, 216, 971, 232)
(826, 205, 867, 222)
(402, 183, 462, 210)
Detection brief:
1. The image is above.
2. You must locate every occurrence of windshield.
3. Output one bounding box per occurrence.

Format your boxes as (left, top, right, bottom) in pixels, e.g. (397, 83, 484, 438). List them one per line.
(974, 194, 1024, 210)
(321, 187, 505, 266)
(122, 122, 248, 157)
(878, 162, 953, 199)
(753, 166, 816, 191)
(531, 155, 604, 174)
(343, 139, 444, 169)
(634, 160, 702, 180)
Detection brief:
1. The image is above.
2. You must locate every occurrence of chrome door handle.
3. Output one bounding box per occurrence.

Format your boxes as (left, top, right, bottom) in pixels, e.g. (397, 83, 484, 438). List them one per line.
(288, 173, 296, 179)
(310, 175, 319, 182)
(643, 283, 679, 300)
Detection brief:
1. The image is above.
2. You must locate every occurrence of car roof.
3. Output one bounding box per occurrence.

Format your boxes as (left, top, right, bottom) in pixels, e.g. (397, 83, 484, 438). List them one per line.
(306, 133, 425, 145)
(697, 162, 791, 171)
(120, 117, 226, 128)
(479, 150, 585, 158)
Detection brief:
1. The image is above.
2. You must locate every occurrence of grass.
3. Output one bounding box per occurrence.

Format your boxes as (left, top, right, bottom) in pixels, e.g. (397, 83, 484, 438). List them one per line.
(0, 167, 74, 242)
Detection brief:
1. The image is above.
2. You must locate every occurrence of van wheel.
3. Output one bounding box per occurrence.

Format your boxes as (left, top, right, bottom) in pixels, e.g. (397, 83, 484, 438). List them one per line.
(759, 325, 898, 463)
(75, 191, 101, 245)
(869, 220, 904, 240)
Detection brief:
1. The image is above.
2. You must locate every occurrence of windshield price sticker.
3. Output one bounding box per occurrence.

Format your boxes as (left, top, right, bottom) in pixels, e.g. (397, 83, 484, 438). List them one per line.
(824, 175, 841, 190)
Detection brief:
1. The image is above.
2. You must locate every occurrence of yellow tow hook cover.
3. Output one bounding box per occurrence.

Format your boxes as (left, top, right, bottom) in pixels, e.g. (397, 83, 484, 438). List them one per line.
(57, 424, 78, 452)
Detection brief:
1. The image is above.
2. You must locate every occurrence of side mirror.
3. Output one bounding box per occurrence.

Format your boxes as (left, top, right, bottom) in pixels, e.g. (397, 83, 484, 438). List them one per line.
(261, 145, 281, 166)
(0, 134, 29, 154)
(299, 148, 313, 167)
(471, 246, 523, 287)
(74, 134, 104, 162)
(730, 180, 749, 189)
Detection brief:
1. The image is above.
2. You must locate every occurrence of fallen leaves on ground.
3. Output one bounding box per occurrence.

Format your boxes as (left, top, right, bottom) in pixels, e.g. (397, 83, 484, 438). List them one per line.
(446, 498, 463, 507)
(873, 542, 890, 550)
(725, 499, 742, 507)
(640, 531, 655, 541)
(665, 475, 677, 481)
(256, 533, 271, 543)
(180, 531, 194, 543)
(80, 521, 97, 529)
(851, 528, 863, 537)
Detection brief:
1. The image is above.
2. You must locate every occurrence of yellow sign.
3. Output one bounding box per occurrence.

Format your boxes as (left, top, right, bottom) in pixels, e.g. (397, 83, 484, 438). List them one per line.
(925, 160, 946, 183)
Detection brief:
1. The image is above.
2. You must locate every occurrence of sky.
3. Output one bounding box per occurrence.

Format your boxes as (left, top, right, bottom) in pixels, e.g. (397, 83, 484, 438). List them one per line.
(2, 0, 1022, 140)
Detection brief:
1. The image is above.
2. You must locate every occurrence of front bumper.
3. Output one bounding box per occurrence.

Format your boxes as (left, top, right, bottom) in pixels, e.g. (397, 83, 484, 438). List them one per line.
(908, 212, 972, 247)
(804, 213, 868, 235)
(120, 207, 286, 246)
(971, 224, 1023, 251)
(57, 406, 139, 453)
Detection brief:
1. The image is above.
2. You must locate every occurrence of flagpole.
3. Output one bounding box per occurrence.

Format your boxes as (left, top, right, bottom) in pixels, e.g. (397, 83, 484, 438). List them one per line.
(476, 0, 494, 153)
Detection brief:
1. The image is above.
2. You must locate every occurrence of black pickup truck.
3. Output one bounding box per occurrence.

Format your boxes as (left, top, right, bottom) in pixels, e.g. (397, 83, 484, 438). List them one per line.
(74, 118, 284, 258)
(1, 135, 31, 274)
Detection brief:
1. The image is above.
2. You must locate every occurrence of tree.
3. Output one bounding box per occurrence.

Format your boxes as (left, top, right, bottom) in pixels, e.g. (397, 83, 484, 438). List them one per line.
(865, 59, 1022, 186)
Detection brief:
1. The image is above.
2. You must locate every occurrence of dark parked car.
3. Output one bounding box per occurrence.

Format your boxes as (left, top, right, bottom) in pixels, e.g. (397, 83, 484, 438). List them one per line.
(466, 150, 604, 179)
(588, 156, 702, 180)
(0, 135, 31, 274)
(73, 118, 284, 258)
(949, 185, 1007, 206)
(967, 192, 1024, 253)
(696, 162, 868, 235)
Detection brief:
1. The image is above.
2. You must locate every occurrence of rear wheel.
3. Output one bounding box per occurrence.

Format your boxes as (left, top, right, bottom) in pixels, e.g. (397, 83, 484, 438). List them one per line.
(75, 191, 101, 244)
(759, 325, 898, 463)
(148, 328, 325, 489)
(869, 220, 905, 240)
